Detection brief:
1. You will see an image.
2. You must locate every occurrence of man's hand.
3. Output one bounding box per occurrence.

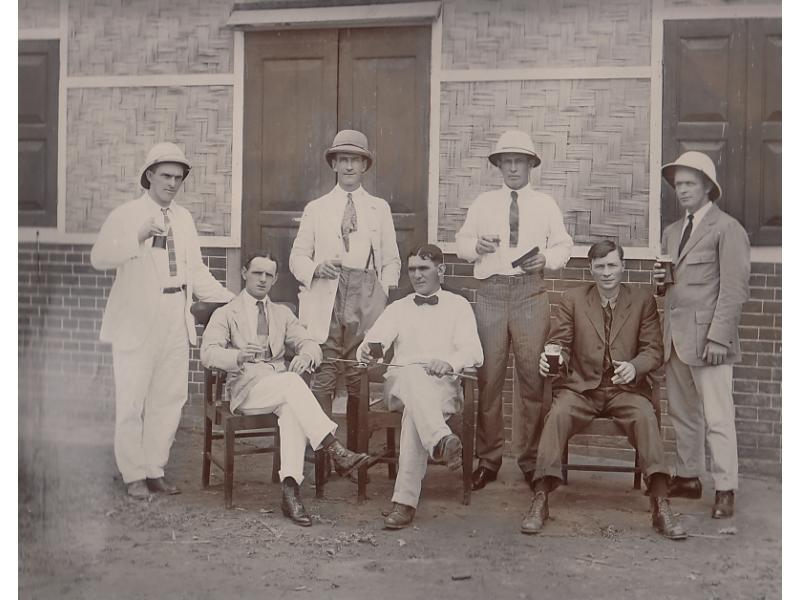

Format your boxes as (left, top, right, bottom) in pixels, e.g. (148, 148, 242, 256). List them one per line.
(702, 341, 728, 366)
(475, 235, 499, 255)
(538, 351, 562, 377)
(425, 359, 454, 378)
(288, 353, 313, 374)
(611, 360, 636, 385)
(314, 260, 341, 279)
(519, 253, 546, 274)
(236, 342, 264, 367)
(652, 263, 666, 286)
(137, 217, 167, 244)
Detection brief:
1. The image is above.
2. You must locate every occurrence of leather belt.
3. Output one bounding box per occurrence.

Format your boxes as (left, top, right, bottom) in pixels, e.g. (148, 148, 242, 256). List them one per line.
(163, 285, 186, 294)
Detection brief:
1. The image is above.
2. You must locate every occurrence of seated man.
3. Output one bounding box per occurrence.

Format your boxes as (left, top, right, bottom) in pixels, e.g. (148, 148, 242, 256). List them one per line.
(521, 240, 686, 540)
(357, 244, 483, 530)
(201, 251, 370, 527)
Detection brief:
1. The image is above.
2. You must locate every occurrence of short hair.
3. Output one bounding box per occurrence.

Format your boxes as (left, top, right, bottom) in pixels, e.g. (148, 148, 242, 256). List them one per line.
(407, 243, 444, 265)
(243, 249, 279, 272)
(587, 240, 624, 262)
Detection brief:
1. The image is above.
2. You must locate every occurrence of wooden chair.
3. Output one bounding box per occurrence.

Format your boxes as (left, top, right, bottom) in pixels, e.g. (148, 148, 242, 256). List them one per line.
(192, 301, 326, 508)
(543, 377, 662, 490)
(351, 364, 477, 505)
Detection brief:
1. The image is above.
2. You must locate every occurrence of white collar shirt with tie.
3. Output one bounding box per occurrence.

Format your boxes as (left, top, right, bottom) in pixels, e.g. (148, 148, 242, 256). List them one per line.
(683, 200, 713, 234)
(242, 289, 271, 342)
(331, 184, 372, 269)
(145, 198, 186, 288)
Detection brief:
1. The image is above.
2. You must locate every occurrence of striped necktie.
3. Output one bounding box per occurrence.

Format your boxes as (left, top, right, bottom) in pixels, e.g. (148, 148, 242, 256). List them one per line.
(601, 303, 614, 386)
(161, 208, 177, 277)
(509, 190, 519, 248)
(341, 192, 357, 253)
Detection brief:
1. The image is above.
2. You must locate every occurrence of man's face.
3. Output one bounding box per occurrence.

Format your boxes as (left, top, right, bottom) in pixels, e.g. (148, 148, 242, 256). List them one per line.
(498, 153, 533, 190)
(332, 153, 367, 192)
(673, 166, 712, 214)
(242, 256, 277, 300)
(408, 255, 444, 296)
(146, 162, 186, 207)
(590, 248, 624, 296)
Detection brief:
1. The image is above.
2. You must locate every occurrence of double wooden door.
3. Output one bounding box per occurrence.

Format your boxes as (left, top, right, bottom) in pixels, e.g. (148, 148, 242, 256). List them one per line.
(243, 26, 431, 303)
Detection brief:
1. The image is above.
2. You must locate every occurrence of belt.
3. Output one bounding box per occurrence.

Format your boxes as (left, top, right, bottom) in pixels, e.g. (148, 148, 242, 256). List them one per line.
(485, 272, 539, 284)
(163, 285, 186, 294)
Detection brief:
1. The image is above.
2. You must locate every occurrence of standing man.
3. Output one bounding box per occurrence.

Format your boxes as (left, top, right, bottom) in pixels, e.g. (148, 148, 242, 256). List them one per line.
(357, 244, 483, 529)
(456, 130, 572, 491)
(521, 241, 685, 540)
(200, 251, 371, 526)
(290, 130, 401, 432)
(654, 151, 750, 518)
(91, 142, 234, 499)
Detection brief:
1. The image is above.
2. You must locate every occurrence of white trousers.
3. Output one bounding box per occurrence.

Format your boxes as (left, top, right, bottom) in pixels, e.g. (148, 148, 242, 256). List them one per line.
(666, 349, 738, 490)
(112, 293, 189, 483)
(385, 366, 460, 509)
(239, 372, 336, 484)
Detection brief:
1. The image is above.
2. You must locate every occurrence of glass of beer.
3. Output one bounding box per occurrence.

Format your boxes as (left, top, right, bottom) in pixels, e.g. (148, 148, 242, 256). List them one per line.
(544, 343, 562, 376)
(656, 253, 674, 285)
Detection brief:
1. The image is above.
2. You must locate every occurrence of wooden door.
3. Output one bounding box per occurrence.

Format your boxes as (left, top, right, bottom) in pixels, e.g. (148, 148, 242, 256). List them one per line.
(243, 26, 431, 304)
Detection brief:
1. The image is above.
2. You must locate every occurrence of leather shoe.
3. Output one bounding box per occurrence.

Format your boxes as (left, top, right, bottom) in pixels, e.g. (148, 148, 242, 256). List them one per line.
(126, 479, 150, 499)
(146, 477, 180, 495)
(281, 479, 312, 527)
(471, 466, 498, 491)
(668, 476, 702, 499)
(325, 440, 371, 478)
(433, 434, 463, 471)
(651, 497, 688, 540)
(383, 503, 415, 529)
(520, 491, 549, 534)
(711, 490, 735, 519)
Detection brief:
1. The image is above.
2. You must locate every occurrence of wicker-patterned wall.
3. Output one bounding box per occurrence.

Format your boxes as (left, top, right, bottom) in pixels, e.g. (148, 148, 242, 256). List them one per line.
(67, 0, 235, 76)
(65, 86, 233, 236)
(441, 0, 652, 69)
(438, 79, 651, 246)
(666, 0, 778, 6)
(19, 0, 60, 30)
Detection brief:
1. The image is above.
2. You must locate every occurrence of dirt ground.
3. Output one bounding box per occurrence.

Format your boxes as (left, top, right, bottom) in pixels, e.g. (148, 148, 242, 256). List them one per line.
(19, 411, 781, 600)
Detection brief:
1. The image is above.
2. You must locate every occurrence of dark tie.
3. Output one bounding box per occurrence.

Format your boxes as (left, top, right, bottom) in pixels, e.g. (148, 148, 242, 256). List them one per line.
(256, 300, 271, 359)
(413, 294, 439, 306)
(678, 213, 694, 256)
(601, 303, 614, 386)
(341, 192, 357, 252)
(161, 208, 177, 277)
(509, 191, 519, 248)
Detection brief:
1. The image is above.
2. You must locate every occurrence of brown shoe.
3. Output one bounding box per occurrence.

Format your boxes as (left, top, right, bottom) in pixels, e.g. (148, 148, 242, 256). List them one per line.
(126, 479, 150, 499)
(146, 477, 181, 495)
(383, 503, 415, 529)
(668, 476, 702, 499)
(651, 497, 688, 540)
(711, 490, 735, 519)
(325, 440, 371, 478)
(281, 479, 312, 527)
(471, 466, 498, 491)
(520, 491, 549, 534)
(433, 434, 463, 471)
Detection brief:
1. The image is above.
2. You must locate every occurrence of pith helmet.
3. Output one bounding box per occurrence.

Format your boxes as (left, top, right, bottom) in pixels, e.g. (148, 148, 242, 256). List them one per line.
(324, 130, 374, 171)
(661, 151, 722, 201)
(488, 130, 541, 169)
(139, 142, 192, 189)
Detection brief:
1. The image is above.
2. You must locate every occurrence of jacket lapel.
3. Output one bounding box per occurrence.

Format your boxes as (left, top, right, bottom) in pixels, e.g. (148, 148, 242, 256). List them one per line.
(609, 285, 632, 345)
(228, 293, 250, 345)
(265, 300, 283, 357)
(584, 286, 605, 341)
(676, 203, 719, 264)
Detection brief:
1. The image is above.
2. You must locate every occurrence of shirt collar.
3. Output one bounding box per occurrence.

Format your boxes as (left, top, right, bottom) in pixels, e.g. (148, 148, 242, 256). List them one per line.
(414, 287, 441, 299)
(597, 289, 618, 309)
(243, 289, 269, 306)
(334, 184, 363, 197)
(685, 200, 712, 225)
(501, 183, 531, 196)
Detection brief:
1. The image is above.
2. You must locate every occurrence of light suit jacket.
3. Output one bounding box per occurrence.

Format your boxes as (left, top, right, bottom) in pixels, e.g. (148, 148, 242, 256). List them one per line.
(661, 203, 750, 366)
(549, 283, 663, 399)
(199, 292, 323, 412)
(91, 193, 234, 350)
(289, 186, 401, 342)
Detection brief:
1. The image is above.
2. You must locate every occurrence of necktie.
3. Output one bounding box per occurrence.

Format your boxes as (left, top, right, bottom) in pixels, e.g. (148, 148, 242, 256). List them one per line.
(161, 208, 177, 277)
(678, 213, 694, 256)
(413, 294, 439, 306)
(601, 303, 614, 385)
(509, 191, 519, 248)
(256, 300, 271, 359)
(341, 192, 357, 253)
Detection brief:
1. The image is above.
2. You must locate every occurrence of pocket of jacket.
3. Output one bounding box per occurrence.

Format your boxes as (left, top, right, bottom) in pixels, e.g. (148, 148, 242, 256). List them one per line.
(685, 251, 717, 285)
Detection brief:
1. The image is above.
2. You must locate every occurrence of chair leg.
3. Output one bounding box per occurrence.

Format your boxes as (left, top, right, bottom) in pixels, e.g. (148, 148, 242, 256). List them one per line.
(462, 433, 472, 506)
(387, 428, 397, 480)
(202, 414, 212, 488)
(561, 444, 569, 485)
(271, 430, 281, 484)
(633, 449, 642, 490)
(224, 420, 235, 509)
(315, 449, 325, 499)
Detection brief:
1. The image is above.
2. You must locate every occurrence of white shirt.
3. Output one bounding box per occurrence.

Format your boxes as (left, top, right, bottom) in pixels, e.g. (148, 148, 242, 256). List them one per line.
(455, 184, 573, 279)
(144, 198, 187, 288)
(241, 289, 270, 342)
(683, 200, 713, 235)
(330, 184, 373, 269)
(359, 289, 484, 374)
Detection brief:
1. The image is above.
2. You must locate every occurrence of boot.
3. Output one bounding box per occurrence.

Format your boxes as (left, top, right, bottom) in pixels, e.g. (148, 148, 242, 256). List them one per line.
(281, 478, 311, 527)
(383, 503, 415, 529)
(711, 491, 735, 519)
(433, 434, 463, 471)
(520, 491, 549, 534)
(325, 439, 371, 477)
(651, 497, 687, 540)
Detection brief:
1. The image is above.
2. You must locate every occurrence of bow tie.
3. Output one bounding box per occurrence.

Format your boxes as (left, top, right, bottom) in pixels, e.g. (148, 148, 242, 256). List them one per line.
(413, 294, 439, 306)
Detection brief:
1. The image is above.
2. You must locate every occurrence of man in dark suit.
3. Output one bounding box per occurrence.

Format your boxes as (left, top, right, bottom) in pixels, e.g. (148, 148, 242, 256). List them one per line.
(521, 241, 686, 540)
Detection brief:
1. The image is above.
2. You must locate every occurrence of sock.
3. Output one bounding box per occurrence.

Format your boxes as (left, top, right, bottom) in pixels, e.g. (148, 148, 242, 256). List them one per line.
(283, 476, 298, 489)
(320, 433, 337, 449)
(649, 473, 669, 497)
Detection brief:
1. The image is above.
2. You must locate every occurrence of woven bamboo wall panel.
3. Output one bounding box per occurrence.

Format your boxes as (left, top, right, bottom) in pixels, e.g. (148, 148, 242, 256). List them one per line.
(68, 0, 234, 76)
(65, 86, 232, 236)
(19, 0, 60, 30)
(441, 0, 651, 69)
(438, 79, 651, 247)
(666, 0, 777, 6)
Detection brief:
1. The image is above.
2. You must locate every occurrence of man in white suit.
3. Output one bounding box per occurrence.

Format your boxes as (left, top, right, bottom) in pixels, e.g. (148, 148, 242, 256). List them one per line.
(654, 151, 750, 519)
(200, 251, 371, 526)
(290, 130, 401, 438)
(91, 142, 234, 499)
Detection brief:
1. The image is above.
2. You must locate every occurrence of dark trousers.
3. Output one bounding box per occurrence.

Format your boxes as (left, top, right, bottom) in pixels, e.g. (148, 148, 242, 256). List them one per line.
(475, 273, 550, 474)
(533, 387, 670, 485)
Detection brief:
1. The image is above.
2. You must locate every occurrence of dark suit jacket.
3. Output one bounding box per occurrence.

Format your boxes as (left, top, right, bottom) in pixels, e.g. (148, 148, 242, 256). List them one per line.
(549, 283, 664, 399)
